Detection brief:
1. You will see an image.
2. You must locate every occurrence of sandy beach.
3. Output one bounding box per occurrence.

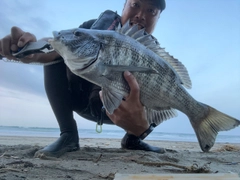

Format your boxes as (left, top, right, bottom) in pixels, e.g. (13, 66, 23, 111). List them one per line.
(0, 136, 239, 179)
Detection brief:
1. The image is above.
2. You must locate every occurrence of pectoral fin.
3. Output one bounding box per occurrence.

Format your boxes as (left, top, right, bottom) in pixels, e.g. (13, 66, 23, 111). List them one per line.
(101, 86, 125, 114)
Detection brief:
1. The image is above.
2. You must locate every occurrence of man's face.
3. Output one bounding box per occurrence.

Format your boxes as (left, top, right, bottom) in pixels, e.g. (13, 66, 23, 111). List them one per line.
(121, 0, 161, 34)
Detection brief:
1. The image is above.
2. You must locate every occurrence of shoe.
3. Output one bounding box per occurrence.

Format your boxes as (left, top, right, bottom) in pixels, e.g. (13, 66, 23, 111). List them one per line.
(34, 132, 80, 158)
(121, 133, 166, 153)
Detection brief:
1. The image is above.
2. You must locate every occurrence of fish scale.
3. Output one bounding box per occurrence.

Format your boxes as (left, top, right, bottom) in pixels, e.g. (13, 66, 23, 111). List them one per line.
(101, 41, 173, 109)
(98, 39, 222, 127)
(49, 21, 240, 152)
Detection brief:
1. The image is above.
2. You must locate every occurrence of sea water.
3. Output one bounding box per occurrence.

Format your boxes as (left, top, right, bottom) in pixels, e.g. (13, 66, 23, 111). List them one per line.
(0, 126, 239, 143)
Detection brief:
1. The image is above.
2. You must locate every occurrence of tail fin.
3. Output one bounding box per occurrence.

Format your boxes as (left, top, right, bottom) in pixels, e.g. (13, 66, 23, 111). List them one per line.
(191, 105, 240, 152)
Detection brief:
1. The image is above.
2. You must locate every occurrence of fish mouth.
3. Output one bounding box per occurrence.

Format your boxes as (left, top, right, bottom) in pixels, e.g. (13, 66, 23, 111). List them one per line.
(52, 31, 62, 40)
(52, 31, 59, 38)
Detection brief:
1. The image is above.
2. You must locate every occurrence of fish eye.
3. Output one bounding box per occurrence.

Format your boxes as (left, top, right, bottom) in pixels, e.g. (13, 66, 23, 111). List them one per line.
(74, 31, 82, 36)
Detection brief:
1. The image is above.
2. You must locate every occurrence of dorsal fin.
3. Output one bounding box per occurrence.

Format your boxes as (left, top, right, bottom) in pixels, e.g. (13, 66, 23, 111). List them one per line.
(116, 20, 192, 89)
(154, 47, 192, 89)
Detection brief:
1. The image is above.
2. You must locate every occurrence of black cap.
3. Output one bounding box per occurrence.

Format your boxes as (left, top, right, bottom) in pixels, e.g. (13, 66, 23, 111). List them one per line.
(156, 0, 166, 12)
(158, 0, 166, 11)
(145, 0, 166, 12)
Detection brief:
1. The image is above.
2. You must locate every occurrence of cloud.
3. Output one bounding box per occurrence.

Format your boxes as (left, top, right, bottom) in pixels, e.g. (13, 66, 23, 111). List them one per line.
(0, 87, 56, 127)
(0, 1, 55, 97)
(0, 61, 45, 96)
(0, 1, 53, 38)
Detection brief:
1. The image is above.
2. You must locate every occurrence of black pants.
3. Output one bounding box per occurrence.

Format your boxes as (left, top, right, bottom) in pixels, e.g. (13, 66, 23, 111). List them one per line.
(44, 61, 113, 134)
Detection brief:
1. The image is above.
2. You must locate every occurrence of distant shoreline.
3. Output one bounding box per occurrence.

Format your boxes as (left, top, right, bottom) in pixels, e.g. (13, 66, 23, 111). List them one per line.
(1, 126, 240, 143)
(1, 135, 239, 150)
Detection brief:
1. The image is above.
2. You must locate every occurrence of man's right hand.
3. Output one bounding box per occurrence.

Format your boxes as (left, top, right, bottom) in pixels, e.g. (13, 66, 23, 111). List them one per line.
(0, 27, 60, 64)
(0, 26, 37, 63)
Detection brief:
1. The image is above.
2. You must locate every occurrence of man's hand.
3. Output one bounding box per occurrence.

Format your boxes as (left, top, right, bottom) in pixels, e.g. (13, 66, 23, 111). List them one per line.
(0, 26, 37, 63)
(99, 71, 149, 136)
(0, 27, 60, 63)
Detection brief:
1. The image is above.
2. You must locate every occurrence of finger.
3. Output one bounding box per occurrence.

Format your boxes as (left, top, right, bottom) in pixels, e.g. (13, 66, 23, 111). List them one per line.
(11, 27, 36, 48)
(123, 71, 140, 99)
(11, 26, 25, 48)
(1, 35, 12, 57)
(18, 32, 37, 47)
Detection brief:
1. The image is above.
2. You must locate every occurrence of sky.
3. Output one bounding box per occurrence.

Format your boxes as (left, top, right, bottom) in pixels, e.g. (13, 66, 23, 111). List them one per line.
(0, 0, 239, 137)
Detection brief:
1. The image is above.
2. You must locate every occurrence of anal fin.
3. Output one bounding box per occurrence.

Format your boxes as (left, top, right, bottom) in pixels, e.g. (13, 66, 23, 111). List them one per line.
(146, 107, 178, 126)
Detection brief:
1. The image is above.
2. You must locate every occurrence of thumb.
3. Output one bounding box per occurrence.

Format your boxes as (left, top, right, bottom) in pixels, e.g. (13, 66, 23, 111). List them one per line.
(124, 71, 140, 99)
